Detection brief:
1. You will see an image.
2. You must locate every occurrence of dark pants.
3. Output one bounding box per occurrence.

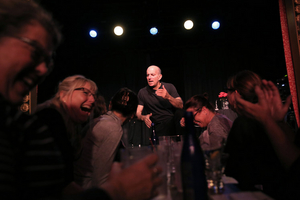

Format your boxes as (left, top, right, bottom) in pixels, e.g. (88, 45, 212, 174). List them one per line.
(124, 109, 186, 147)
(150, 109, 186, 137)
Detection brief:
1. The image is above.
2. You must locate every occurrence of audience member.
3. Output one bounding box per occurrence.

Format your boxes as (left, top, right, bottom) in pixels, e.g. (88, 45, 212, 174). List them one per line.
(180, 95, 232, 149)
(224, 70, 289, 198)
(136, 65, 183, 136)
(74, 88, 138, 188)
(233, 78, 299, 199)
(0, 1, 162, 199)
(93, 93, 107, 118)
(36, 75, 98, 192)
(0, 0, 64, 198)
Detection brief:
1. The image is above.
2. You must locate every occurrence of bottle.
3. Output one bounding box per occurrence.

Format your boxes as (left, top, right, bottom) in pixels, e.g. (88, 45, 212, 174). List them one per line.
(181, 111, 208, 200)
(150, 122, 159, 147)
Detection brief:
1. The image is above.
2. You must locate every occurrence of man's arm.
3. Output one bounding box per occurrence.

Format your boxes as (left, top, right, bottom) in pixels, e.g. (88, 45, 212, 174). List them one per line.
(136, 105, 152, 128)
(155, 85, 183, 109)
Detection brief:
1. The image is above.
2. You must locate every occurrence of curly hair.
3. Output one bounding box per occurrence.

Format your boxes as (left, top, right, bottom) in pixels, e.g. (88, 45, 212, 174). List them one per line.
(110, 88, 138, 118)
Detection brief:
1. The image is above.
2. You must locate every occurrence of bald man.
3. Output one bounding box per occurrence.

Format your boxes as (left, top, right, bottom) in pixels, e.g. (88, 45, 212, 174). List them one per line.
(136, 65, 183, 136)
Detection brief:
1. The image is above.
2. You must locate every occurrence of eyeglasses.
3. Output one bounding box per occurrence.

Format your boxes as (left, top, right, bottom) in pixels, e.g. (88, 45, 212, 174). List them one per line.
(193, 109, 201, 118)
(74, 87, 96, 99)
(224, 87, 235, 93)
(12, 36, 55, 71)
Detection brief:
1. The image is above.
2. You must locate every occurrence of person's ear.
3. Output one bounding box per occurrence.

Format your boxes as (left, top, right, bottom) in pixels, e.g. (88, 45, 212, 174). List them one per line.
(202, 106, 208, 114)
(108, 101, 112, 110)
(159, 74, 162, 81)
(60, 91, 67, 103)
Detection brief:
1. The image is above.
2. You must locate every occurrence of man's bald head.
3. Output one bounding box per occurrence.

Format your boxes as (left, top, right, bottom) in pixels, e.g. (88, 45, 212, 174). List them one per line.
(146, 65, 162, 90)
(147, 65, 161, 75)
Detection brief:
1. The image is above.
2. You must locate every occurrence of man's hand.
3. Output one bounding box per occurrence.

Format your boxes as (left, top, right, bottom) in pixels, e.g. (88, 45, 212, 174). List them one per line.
(180, 117, 185, 127)
(155, 85, 170, 99)
(155, 85, 183, 109)
(136, 105, 153, 128)
(102, 154, 162, 200)
(143, 113, 153, 128)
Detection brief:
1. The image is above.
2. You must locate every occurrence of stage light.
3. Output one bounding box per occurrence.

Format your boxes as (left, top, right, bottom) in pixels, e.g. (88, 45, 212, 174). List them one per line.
(114, 26, 124, 36)
(89, 30, 97, 38)
(150, 27, 158, 35)
(212, 21, 220, 30)
(184, 20, 194, 30)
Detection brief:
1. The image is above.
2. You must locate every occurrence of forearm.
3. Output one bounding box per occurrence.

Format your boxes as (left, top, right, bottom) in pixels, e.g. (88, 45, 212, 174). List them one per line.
(277, 121, 296, 142)
(263, 117, 300, 169)
(136, 113, 145, 121)
(167, 96, 183, 109)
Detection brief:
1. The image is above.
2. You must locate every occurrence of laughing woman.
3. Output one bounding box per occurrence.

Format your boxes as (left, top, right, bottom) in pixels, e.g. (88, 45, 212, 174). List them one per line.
(35, 75, 97, 193)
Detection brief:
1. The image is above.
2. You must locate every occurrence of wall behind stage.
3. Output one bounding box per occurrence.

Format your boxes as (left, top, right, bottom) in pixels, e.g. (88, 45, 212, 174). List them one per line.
(37, 0, 287, 107)
(38, 36, 287, 108)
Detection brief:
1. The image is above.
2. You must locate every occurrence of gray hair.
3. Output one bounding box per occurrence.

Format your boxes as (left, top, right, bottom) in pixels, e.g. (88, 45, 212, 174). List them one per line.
(0, 0, 62, 49)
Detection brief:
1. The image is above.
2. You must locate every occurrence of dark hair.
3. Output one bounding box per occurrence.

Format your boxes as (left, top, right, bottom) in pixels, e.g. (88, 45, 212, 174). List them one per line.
(0, 0, 62, 49)
(227, 70, 262, 103)
(185, 94, 215, 112)
(110, 88, 138, 118)
(93, 94, 107, 118)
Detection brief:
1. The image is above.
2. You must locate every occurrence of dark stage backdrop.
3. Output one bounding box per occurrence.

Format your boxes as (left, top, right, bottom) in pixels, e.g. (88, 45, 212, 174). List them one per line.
(37, 0, 287, 107)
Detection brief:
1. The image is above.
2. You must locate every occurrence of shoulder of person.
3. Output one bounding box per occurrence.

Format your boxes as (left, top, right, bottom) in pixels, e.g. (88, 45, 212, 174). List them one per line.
(92, 114, 122, 133)
(215, 114, 233, 125)
(137, 86, 148, 97)
(36, 107, 63, 123)
(161, 82, 177, 90)
(161, 82, 174, 87)
(35, 107, 67, 133)
(230, 115, 265, 139)
(138, 86, 148, 92)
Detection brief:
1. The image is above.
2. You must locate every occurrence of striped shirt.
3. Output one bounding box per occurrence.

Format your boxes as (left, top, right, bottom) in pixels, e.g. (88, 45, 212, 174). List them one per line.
(0, 97, 65, 199)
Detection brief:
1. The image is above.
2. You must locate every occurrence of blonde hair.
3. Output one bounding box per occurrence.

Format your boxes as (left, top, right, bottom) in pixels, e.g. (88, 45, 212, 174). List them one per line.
(50, 75, 98, 157)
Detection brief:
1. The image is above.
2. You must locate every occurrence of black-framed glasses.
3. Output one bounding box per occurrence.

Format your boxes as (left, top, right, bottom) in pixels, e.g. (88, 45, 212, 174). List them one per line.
(12, 36, 55, 71)
(193, 109, 201, 118)
(74, 87, 96, 99)
(224, 87, 235, 93)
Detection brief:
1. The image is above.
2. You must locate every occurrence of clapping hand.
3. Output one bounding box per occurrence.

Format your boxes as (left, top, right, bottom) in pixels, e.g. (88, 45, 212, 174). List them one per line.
(261, 80, 292, 122)
(234, 79, 291, 124)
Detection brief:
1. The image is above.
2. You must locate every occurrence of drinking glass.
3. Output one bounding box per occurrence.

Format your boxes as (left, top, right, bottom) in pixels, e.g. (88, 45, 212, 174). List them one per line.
(120, 145, 170, 200)
(162, 135, 183, 192)
(202, 146, 229, 194)
(120, 146, 153, 168)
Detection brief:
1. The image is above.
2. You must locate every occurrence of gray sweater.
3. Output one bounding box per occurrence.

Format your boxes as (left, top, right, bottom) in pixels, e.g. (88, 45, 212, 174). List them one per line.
(199, 114, 233, 149)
